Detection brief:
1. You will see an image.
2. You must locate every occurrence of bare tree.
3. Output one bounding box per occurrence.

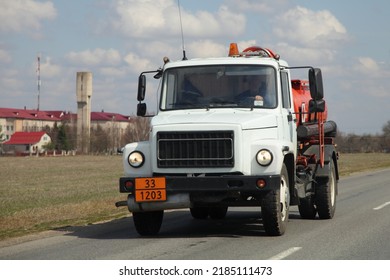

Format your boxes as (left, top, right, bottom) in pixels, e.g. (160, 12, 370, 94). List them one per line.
(90, 124, 109, 154)
(0, 126, 5, 154)
(383, 121, 390, 135)
(122, 117, 151, 144)
(383, 120, 390, 152)
(122, 124, 134, 146)
(335, 120, 390, 153)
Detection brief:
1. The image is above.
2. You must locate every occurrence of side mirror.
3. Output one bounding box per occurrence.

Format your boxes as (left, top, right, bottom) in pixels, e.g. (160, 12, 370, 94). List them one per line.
(137, 74, 146, 101)
(309, 99, 326, 113)
(153, 69, 163, 79)
(309, 68, 324, 100)
(137, 103, 147, 116)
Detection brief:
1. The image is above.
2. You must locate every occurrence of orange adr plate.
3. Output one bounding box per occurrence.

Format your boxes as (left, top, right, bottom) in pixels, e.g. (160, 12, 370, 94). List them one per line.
(135, 177, 166, 202)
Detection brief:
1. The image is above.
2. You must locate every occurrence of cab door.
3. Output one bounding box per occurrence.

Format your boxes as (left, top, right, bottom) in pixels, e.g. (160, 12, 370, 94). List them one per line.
(280, 70, 297, 154)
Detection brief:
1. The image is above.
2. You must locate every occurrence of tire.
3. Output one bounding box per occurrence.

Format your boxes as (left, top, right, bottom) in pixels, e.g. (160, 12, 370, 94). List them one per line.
(209, 206, 228, 220)
(298, 195, 317, 219)
(190, 207, 209, 219)
(133, 211, 164, 236)
(315, 161, 337, 219)
(261, 164, 290, 236)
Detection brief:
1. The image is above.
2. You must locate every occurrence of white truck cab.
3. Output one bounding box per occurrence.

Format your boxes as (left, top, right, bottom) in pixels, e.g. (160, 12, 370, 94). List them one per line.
(117, 45, 338, 236)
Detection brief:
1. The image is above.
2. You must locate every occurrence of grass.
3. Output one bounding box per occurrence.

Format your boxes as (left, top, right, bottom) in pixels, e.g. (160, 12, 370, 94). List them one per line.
(0, 155, 128, 240)
(337, 153, 390, 176)
(1, 153, 390, 240)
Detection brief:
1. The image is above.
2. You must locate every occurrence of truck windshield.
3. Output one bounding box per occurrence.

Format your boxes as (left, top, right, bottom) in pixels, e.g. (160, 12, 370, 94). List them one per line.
(160, 65, 277, 110)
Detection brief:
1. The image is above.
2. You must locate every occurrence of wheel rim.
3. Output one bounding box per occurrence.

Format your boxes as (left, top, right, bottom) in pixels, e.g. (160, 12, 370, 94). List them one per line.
(330, 170, 336, 207)
(280, 175, 290, 221)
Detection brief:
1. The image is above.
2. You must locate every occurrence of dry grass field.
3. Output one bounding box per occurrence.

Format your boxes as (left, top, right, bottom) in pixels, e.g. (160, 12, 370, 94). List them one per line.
(1, 153, 390, 240)
(337, 152, 390, 176)
(0, 155, 128, 240)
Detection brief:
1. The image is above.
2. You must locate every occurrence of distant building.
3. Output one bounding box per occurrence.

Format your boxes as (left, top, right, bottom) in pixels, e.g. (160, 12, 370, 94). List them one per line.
(0, 108, 61, 141)
(3, 131, 51, 155)
(0, 107, 134, 154)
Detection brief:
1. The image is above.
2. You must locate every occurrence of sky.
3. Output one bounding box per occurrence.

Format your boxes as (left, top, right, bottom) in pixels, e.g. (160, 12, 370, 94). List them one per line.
(0, 0, 389, 135)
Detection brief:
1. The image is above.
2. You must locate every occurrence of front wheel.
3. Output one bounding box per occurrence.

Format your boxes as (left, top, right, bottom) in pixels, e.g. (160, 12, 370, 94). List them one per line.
(261, 164, 290, 236)
(133, 211, 164, 236)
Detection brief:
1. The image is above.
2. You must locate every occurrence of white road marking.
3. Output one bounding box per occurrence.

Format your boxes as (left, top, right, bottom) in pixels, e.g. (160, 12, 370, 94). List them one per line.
(373, 201, 390, 210)
(268, 247, 302, 260)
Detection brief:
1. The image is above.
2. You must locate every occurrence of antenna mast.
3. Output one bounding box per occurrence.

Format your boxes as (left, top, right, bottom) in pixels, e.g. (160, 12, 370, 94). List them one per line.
(36, 54, 41, 111)
(177, 0, 187, 60)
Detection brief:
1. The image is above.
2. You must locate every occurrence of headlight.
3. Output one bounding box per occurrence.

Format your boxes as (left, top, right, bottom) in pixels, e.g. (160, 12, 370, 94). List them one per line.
(256, 149, 273, 166)
(128, 151, 145, 168)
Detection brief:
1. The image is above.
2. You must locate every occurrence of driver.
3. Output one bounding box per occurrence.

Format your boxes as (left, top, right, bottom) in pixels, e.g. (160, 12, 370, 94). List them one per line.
(180, 78, 202, 104)
(236, 75, 275, 107)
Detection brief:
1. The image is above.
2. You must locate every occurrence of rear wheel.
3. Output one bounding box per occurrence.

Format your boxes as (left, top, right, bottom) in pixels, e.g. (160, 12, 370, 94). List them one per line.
(315, 161, 337, 219)
(261, 164, 290, 236)
(133, 211, 164, 236)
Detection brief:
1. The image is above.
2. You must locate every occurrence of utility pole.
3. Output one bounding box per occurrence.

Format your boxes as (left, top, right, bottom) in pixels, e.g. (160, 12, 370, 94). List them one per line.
(36, 54, 41, 111)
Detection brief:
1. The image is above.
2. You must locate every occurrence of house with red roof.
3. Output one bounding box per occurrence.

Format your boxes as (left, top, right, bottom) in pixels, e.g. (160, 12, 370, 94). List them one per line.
(3, 131, 51, 155)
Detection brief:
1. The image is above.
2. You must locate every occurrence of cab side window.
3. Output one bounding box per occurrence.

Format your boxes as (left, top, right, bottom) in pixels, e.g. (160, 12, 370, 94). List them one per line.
(281, 71, 291, 109)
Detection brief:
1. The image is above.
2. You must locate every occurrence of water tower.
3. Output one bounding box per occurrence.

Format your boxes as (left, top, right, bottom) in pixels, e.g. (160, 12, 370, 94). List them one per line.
(76, 72, 92, 154)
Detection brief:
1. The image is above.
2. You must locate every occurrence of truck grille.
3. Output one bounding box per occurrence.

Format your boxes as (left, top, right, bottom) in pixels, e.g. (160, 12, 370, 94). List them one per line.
(157, 131, 234, 168)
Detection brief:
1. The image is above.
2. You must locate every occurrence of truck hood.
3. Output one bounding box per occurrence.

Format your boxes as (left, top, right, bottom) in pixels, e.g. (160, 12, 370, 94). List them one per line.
(152, 109, 278, 130)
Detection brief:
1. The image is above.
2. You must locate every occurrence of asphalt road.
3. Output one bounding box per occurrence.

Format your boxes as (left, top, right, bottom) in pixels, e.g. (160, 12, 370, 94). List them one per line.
(1, 168, 389, 260)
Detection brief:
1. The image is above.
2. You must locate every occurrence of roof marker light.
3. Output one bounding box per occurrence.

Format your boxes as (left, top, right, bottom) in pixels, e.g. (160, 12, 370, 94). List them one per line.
(228, 43, 239, 57)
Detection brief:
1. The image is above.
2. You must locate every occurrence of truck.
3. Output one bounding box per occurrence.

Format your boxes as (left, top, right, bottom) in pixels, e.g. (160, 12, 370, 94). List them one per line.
(116, 43, 339, 236)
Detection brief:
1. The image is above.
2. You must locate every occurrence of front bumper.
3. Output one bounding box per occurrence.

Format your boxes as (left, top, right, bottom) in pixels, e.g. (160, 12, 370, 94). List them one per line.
(119, 174, 281, 193)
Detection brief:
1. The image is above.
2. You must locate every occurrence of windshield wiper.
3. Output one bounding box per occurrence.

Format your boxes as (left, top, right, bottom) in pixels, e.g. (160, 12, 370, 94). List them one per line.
(208, 102, 238, 107)
(170, 103, 209, 110)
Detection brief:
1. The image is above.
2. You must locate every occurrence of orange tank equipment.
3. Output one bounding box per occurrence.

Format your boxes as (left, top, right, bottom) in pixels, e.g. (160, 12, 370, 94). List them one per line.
(291, 79, 327, 125)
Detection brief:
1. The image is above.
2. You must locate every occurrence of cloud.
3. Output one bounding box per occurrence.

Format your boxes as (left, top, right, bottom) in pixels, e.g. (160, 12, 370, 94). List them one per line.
(133, 41, 178, 62)
(0, 48, 11, 63)
(275, 42, 337, 65)
(265, 6, 350, 66)
(99, 67, 127, 78)
(352, 57, 390, 97)
(112, 0, 168, 38)
(66, 48, 121, 66)
(354, 57, 381, 74)
(187, 40, 226, 58)
(123, 52, 154, 73)
(184, 40, 258, 59)
(39, 57, 61, 78)
(0, 0, 56, 33)
(111, 0, 245, 39)
(210, 5, 246, 37)
(273, 6, 348, 48)
(225, 0, 289, 13)
(0, 69, 21, 91)
(352, 56, 390, 81)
